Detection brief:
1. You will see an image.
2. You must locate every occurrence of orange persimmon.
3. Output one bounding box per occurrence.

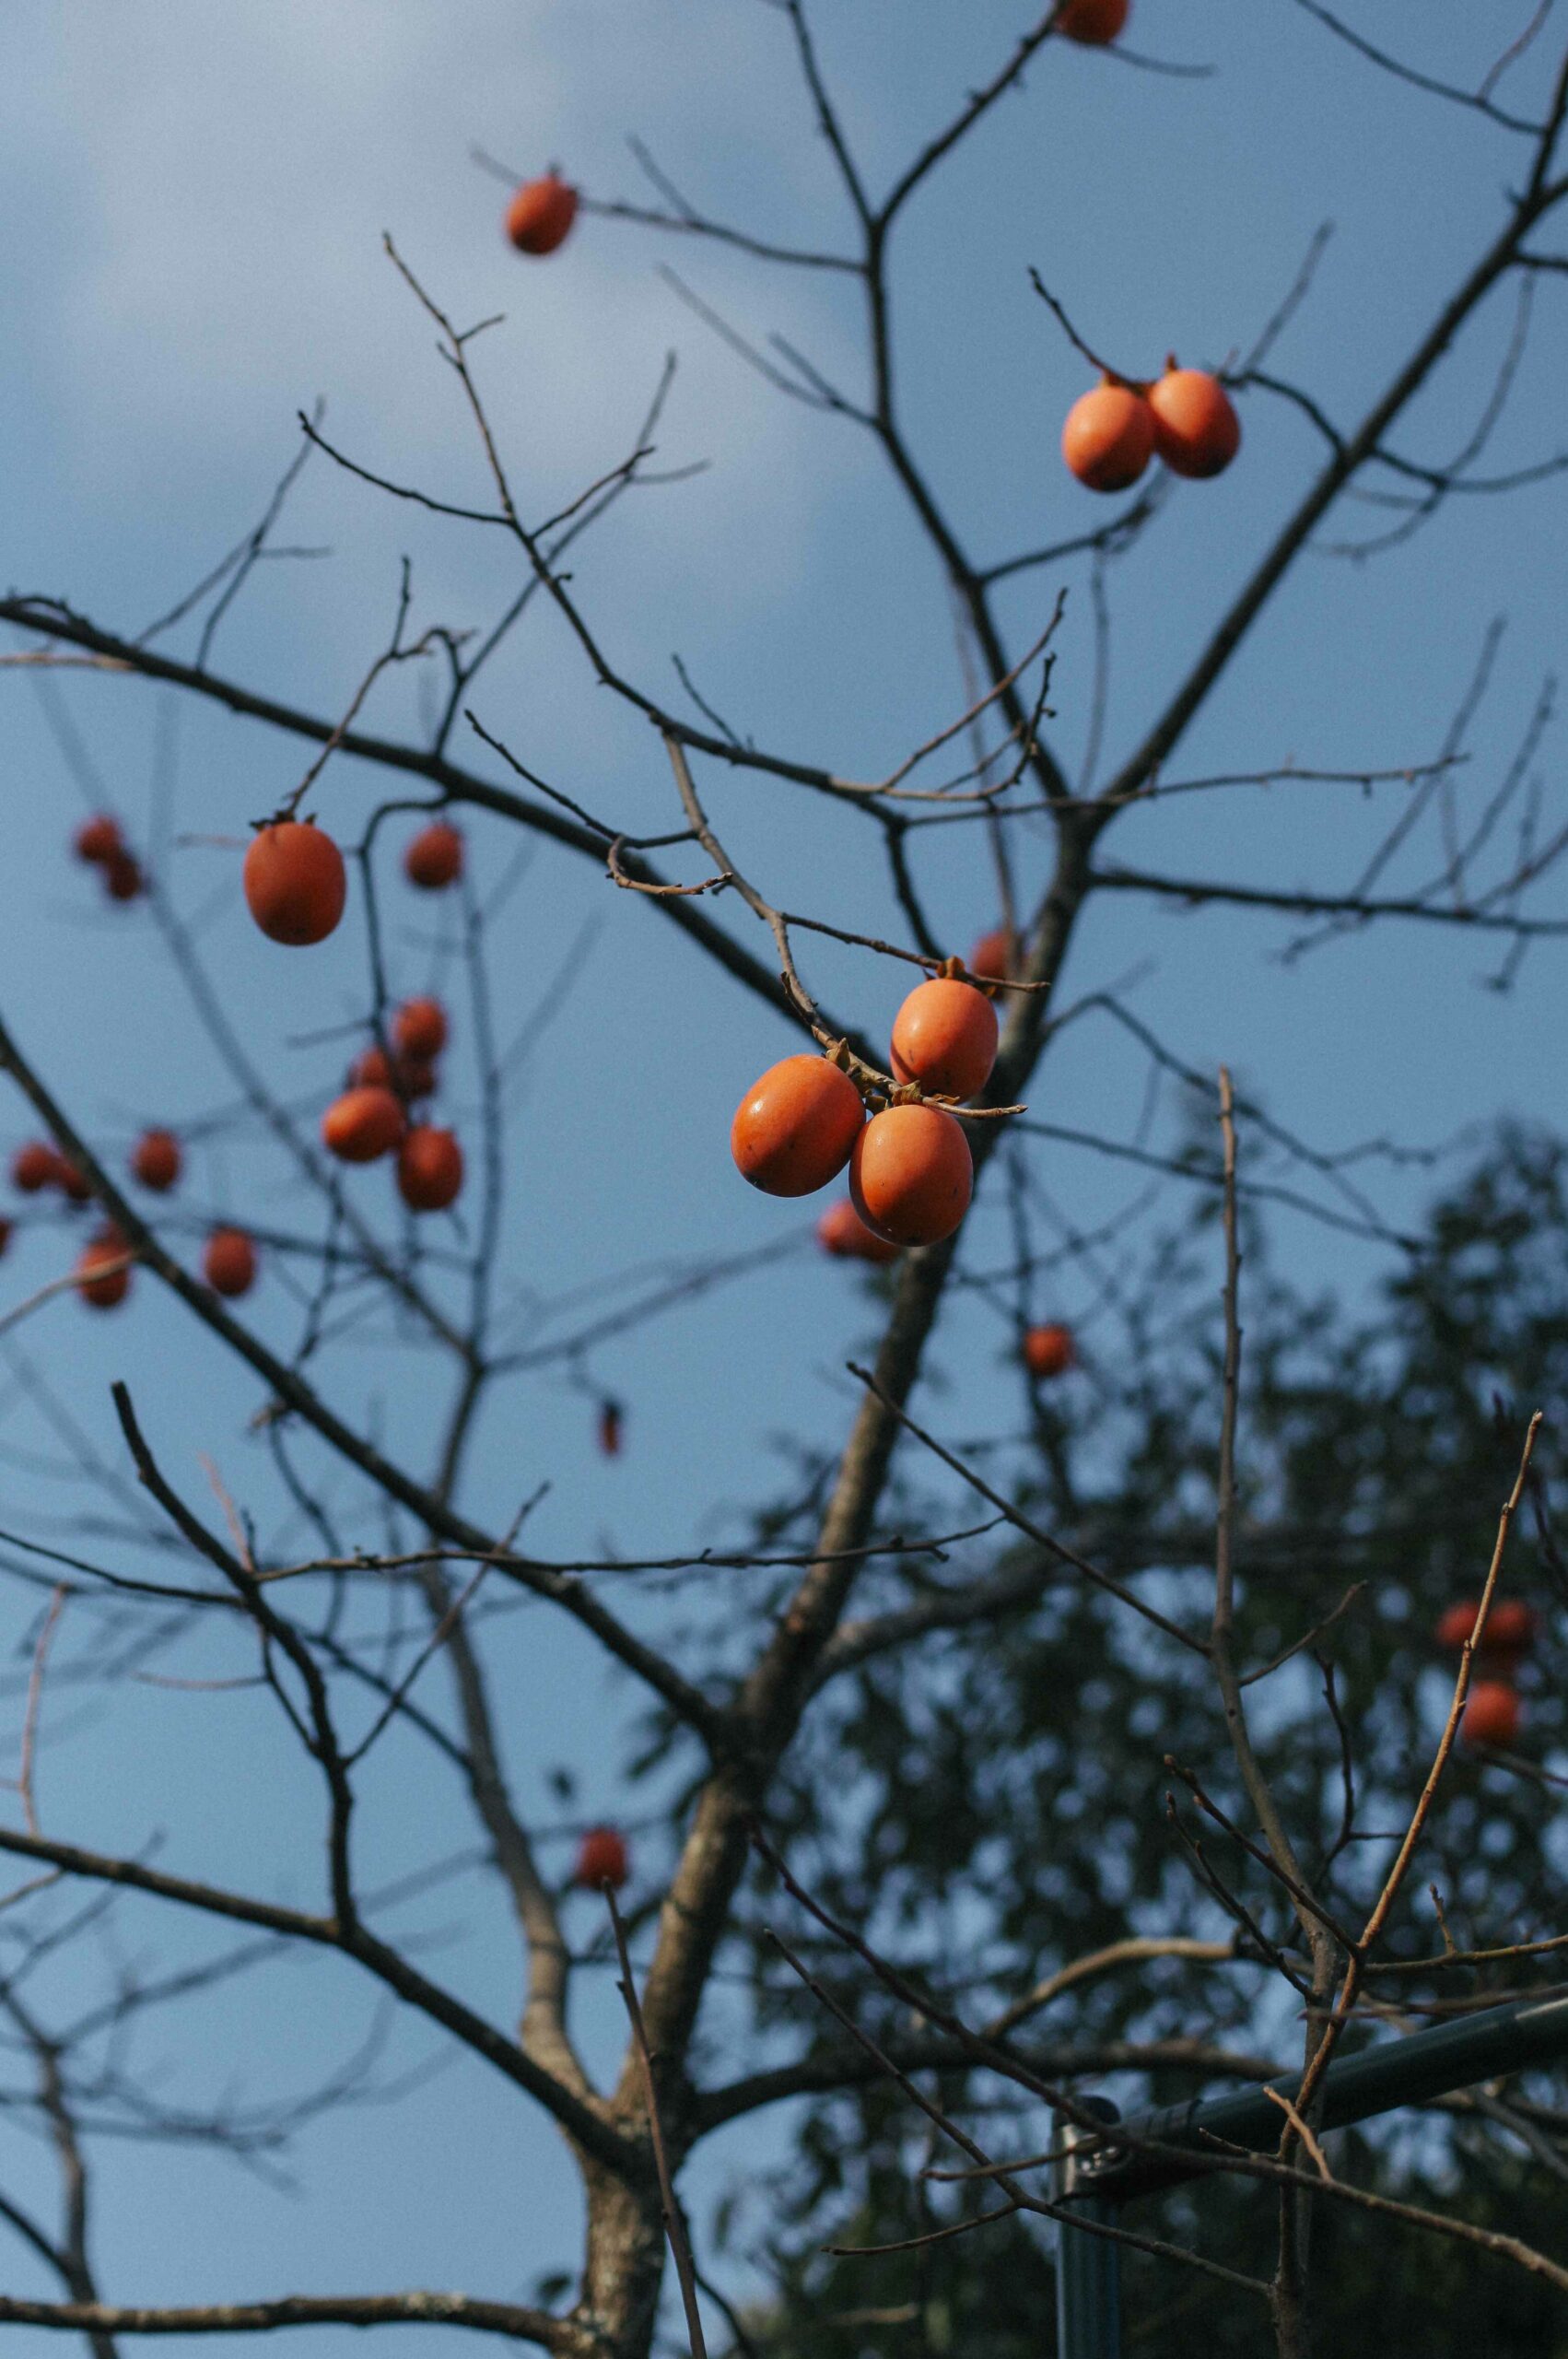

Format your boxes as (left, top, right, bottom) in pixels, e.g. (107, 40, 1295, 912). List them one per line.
(131, 1129, 182, 1192)
(1062, 380, 1154, 492)
(76, 1228, 132, 1309)
(573, 1825, 628, 1889)
(392, 997, 448, 1062)
(1461, 1680, 1520, 1750)
(243, 821, 346, 946)
(1149, 364, 1241, 479)
(968, 926, 1017, 984)
(890, 979, 999, 1100)
(1056, 0, 1129, 43)
(203, 1226, 257, 1298)
(731, 1057, 864, 1198)
(396, 1127, 463, 1212)
(850, 1104, 972, 1247)
(404, 822, 464, 891)
(506, 174, 579, 256)
(1023, 1321, 1075, 1379)
(11, 1142, 58, 1194)
(816, 1197, 901, 1264)
(74, 814, 123, 865)
(322, 1086, 405, 1164)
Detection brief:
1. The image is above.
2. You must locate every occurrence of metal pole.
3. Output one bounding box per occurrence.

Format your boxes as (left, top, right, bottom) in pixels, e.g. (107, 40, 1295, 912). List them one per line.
(1084, 1989, 1568, 2205)
(1052, 2098, 1122, 2359)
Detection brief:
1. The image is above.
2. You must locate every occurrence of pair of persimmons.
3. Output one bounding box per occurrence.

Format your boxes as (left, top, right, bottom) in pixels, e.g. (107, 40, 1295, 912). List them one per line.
(242, 817, 466, 1214)
(733, 975, 1000, 1250)
(1064, 363, 1241, 493)
(1435, 1596, 1537, 1750)
(72, 811, 145, 904)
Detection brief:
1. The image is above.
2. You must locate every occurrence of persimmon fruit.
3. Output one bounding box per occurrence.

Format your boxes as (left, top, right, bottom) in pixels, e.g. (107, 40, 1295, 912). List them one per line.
(890, 978, 999, 1100)
(968, 926, 1016, 983)
(74, 815, 123, 865)
(1461, 1679, 1520, 1750)
(1057, 0, 1129, 42)
(850, 1104, 973, 1248)
(204, 1226, 257, 1298)
(396, 1126, 463, 1213)
(76, 1229, 131, 1309)
(11, 1142, 58, 1194)
(1149, 364, 1241, 479)
(404, 822, 464, 891)
(103, 851, 145, 903)
(131, 1129, 182, 1192)
(1024, 1321, 1076, 1379)
(54, 1156, 92, 1204)
(1062, 380, 1154, 492)
(322, 1086, 405, 1165)
(1485, 1600, 1539, 1655)
(506, 174, 579, 256)
(392, 997, 448, 1062)
(243, 821, 346, 946)
(816, 1197, 901, 1264)
(731, 1056, 864, 1197)
(349, 1045, 392, 1091)
(573, 1825, 629, 1890)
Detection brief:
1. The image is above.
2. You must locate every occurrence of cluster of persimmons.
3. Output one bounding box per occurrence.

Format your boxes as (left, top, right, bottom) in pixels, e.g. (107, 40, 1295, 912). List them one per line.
(11, 814, 472, 1314)
(1435, 1597, 1536, 1751)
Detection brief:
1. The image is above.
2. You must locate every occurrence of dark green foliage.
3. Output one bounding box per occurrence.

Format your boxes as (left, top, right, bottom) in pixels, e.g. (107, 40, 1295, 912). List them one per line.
(684, 1127, 1568, 2353)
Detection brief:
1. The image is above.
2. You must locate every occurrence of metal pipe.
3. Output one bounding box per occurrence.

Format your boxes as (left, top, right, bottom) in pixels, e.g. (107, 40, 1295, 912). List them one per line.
(1053, 2099, 1122, 2358)
(1084, 1989, 1568, 2205)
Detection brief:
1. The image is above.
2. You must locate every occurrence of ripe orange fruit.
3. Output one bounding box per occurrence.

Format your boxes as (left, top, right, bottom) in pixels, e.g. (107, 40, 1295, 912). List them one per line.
(102, 851, 145, 903)
(816, 1197, 901, 1264)
(395, 1058, 438, 1102)
(203, 1226, 257, 1298)
(1023, 1321, 1075, 1378)
(1057, 0, 1129, 41)
(1062, 380, 1154, 492)
(731, 1057, 865, 1197)
(507, 174, 579, 256)
(53, 1155, 92, 1204)
(396, 1126, 463, 1212)
(392, 998, 448, 1061)
(348, 1045, 392, 1090)
(404, 822, 464, 891)
(74, 814, 123, 865)
(1461, 1679, 1520, 1750)
(573, 1825, 629, 1890)
(243, 821, 347, 946)
(11, 1142, 58, 1194)
(1434, 1599, 1479, 1651)
(76, 1228, 132, 1309)
(890, 979, 999, 1100)
(1149, 365, 1240, 479)
(968, 926, 1017, 983)
(131, 1129, 182, 1192)
(850, 1105, 972, 1248)
(1483, 1600, 1539, 1655)
(598, 1401, 623, 1458)
(322, 1086, 406, 1164)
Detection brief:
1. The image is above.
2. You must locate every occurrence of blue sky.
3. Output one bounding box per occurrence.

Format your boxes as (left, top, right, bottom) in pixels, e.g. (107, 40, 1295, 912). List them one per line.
(0, 1, 1565, 2344)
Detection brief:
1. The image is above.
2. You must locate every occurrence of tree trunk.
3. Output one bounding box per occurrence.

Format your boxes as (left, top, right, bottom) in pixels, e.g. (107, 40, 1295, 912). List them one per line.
(572, 2158, 667, 2359)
